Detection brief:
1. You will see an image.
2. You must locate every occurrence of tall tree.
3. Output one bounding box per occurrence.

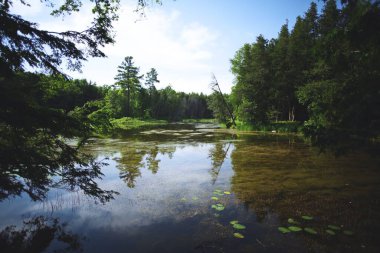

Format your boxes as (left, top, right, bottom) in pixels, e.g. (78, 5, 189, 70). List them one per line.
(230, 35, 272, 123)
(114, 56, 143, 117)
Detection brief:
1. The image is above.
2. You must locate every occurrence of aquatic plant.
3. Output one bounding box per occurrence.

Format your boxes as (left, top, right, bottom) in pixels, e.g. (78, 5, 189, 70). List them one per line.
(233, 233, 244, 238)
(304, 227, 317, 235)
(233, 223, 246, 230)
(278, 227, 291, 233)
(288, 226, 302, 232)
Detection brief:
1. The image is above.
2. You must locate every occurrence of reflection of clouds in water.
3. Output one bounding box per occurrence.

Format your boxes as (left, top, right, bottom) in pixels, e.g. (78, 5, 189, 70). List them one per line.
(70, 144, 231, 230)
(8, 142, 233, 233)
(0, 128, 238, 248)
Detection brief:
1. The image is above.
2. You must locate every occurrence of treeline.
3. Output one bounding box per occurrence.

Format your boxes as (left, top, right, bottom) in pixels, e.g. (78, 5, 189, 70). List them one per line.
(2, 57, 213, 136)
(97, 56, 212, 121)
(226, 0, 380, 150)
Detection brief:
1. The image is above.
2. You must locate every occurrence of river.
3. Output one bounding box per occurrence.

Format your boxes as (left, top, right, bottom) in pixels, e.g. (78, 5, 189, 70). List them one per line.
(1, 123, 379, 253)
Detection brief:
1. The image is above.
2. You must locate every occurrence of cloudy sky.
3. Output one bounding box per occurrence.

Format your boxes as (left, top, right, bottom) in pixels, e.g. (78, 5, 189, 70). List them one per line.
(11, 0, 318, 94)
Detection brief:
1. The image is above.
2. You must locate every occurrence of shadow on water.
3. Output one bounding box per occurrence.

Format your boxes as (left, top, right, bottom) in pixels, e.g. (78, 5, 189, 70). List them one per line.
(1, 123, 380, 253)
(0, 216, 84, 253)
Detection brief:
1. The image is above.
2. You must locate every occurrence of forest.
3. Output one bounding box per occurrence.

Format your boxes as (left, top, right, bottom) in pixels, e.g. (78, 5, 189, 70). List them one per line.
(223, 0, 380, 152)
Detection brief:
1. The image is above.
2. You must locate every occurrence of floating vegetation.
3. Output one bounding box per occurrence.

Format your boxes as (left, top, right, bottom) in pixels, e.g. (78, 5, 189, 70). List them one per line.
(328, 225, 341, 231)
(326, 229, 336, 235)
(288, 218, 298, 224)
(343, 230, 354, 236)
(214, 213, 220, 218)
(301, 215, 314, 221)
(180, 197, 187, 202)
(211, 196, 219, 200)
(304, 227, 318, 235)
(288, 226, 302, 232)
(224, 191, 231, 195)
(233, 223, 246, 230)
(211, 203, 225, 211)
(192, 197, 199, 201)
(278, 227, 291, 234)
(233, 233, 245, 239)
(230, 220, 239, 225)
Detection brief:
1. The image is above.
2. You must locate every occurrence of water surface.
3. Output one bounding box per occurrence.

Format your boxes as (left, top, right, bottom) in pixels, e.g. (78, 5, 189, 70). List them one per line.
(1, 124, 379, 253)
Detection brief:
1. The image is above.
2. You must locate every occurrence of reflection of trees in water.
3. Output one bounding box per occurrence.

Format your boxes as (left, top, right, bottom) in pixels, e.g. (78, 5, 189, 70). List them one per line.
(117, 143, 176, 188)
(0, 148, 117, 203)
(228, 136, 380, 252)
(0, 216, 83, 253)
(208, 142, 232, 184)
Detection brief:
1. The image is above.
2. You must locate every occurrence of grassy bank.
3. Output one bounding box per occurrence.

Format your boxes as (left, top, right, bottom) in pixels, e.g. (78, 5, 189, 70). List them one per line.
(233, 121, 303, 133)
(111, 117, 168, 132)
(181, 118, 217, 123)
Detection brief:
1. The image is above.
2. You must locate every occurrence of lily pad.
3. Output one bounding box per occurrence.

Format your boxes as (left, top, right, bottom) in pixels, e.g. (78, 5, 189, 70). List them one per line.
(288, 226, 302, 232)
(214, 203, 225, 211)
(233, 233, 244, 239)
(328, 225, 341, 231)
(288, 218, 299, 224)
(211, 196, 219, 200)
(278, 227, 291, 234)
(192, 197, 198, 201)
(304, 227, 318, 235)
(233, 223, 246, 230)
(301, 215, 314, 221)
(343, 230, 354, 236)
(230, 220, 239, 225)
(180, 198, 187, 202)
(224, 191, 231, 195)
(326, 229, 336, 235)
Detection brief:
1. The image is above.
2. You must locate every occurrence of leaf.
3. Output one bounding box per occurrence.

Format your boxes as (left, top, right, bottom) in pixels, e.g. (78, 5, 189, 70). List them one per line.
(327, 225, 341, 231)
(211, 196, 219, 200)
(343, 230, 354, 236)
(230, 220, 239, 225)
(213, 203, 225, 211)
(288, 218, 299, 224)
(192, 197, 198, 201)
(326, 229, 336, 235)
(233, 232, 244, 239)
(288, 226, 302, 232)
(278, 227, 291, 233)
(301, 215, 314, 220)
(224, 191, 231, 195)
(233, 223, 246, 230)
(304, 227, 317, 235)
(180, 197, 187, 202)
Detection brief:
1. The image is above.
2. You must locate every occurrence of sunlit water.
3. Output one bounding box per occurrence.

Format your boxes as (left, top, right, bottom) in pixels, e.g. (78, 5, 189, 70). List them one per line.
(1, 124, 380, 253)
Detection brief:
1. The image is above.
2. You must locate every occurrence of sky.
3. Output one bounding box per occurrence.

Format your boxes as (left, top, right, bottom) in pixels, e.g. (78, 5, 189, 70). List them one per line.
(11, 0, 320, 94)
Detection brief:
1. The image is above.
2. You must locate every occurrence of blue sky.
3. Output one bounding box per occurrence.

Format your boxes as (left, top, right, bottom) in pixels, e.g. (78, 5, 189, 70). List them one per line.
(12, 0, 321, 94)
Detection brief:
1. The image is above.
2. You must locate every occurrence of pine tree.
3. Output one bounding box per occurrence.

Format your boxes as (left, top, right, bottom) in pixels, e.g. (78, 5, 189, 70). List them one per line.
(114, 56, 143, 117)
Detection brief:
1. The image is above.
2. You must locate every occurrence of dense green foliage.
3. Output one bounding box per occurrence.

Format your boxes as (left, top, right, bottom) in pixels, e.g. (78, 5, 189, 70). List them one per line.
(228, 0, 380, 151)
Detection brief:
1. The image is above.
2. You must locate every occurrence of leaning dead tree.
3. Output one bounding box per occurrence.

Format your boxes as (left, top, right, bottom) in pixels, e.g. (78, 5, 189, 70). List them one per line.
(210, 74, 236, 127)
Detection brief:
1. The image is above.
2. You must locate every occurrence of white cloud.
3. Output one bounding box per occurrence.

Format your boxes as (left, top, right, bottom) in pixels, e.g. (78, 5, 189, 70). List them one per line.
(11, 1, 233, 94)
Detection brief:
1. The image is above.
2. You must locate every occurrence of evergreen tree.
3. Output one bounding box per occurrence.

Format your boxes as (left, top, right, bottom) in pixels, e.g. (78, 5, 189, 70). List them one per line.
(114, 56, 143, 117)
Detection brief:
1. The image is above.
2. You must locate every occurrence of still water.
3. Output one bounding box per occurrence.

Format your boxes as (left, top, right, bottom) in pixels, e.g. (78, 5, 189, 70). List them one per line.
(1, 124, 380, 253)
